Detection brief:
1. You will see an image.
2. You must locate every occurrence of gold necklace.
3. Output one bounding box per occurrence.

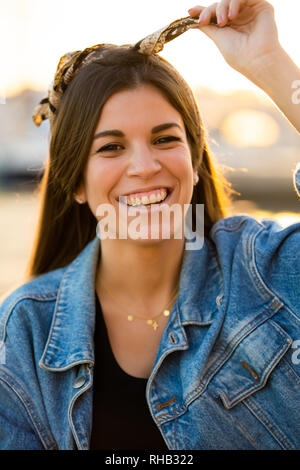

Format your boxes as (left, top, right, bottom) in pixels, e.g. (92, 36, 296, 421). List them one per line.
(99, 280, 179, 331)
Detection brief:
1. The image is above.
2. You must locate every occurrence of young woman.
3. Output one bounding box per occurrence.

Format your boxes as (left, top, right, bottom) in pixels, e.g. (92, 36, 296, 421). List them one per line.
(0, 0, 299, 450)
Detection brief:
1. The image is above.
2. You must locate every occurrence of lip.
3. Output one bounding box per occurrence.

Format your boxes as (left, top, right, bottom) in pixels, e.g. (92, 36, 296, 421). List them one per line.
(117, 186, 172, 200)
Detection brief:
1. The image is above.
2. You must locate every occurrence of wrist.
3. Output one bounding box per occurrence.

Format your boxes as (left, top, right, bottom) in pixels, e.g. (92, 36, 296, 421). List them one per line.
(240, 45, 294, 92)
(240, 45, 300, 133)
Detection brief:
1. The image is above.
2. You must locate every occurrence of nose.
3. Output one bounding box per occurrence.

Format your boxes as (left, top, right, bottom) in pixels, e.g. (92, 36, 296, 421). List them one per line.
(126, 143, 162, 179)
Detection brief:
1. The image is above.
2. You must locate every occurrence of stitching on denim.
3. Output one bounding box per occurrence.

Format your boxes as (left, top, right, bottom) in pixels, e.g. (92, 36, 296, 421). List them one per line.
(247, 227, 269, 298)
(250, 221, 300, 319)
(280, 305, 300, 327)
(183, 301, 281, 405)
(226, 320, 290, 403)
(211, 216, 261, 236)
(149, 368, 183, 421)
(156, 397, 177, 410)
(268, 318, 294, 340)
(244, 396, 293, 450)
(228, 324, 289, 401)
(229, 412, 261, 450)
(155, 383, 177, 398)
(240, 361, 259, 381)
(205, 389, 261, 449)
(156, 402, 186, 422)
(280, 357, 300, 385)
(39, 269, 74, 365)
(146, 307, 189, 423)
(174, 417, 177, 449)
(0, 369, 57, 450)
(227, 336, 289, 403)
(248, 225, 277, 300)
(155, 368, 184, 418)
(68, 371, 93, 450)
(0, 294, 57, 344)
(181, 320, 213, 327)
(222, 407, 261, 449)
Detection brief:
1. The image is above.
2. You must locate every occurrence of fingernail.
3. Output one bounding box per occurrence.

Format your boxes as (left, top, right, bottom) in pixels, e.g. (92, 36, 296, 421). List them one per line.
(217, 14, 223, 24)
(228, 9, 233, 18)
(198, 11, 205, 23)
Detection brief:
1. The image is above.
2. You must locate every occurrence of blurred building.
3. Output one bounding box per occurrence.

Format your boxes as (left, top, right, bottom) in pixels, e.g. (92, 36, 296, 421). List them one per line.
(0, 87, 300, 209)
(195, 88, 300, 210)
(0, 89, 49, 190)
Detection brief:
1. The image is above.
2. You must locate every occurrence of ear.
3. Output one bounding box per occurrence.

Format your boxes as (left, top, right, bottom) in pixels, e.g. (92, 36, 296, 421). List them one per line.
(193, 169, 199, 186)
(73, 182, 87, 204)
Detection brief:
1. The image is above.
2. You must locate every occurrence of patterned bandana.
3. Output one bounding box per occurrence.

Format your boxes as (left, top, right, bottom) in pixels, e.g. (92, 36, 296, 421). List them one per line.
(32, 15, 201, 128)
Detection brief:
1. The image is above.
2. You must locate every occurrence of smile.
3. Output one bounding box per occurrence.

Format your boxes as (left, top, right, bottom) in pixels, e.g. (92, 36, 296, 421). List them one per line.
(118, 188, 170, 207)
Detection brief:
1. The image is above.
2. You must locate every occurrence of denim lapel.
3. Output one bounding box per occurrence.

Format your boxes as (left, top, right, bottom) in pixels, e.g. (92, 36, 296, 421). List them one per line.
(39, 236, 100, 370)
(177, 237, 223, 326)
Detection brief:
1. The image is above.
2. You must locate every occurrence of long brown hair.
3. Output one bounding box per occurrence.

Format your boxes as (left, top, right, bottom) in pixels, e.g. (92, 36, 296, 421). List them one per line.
(26, 45, 235, 280)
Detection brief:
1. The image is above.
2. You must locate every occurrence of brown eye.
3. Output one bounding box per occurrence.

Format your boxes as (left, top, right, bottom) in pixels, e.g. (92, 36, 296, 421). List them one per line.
(155, 136, 181, 144)
(97, 143, 123, 153)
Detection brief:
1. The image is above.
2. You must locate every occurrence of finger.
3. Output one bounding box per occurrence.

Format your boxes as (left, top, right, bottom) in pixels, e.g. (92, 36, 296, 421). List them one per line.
(188, 5, 206, 17)
(216, 0, 231, 25)
(228, 0, 242, 19)
(198, 3, 219, 26)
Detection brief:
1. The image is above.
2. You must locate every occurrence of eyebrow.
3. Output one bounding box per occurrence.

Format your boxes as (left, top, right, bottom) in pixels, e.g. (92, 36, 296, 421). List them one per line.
(93, 122, 183, 140)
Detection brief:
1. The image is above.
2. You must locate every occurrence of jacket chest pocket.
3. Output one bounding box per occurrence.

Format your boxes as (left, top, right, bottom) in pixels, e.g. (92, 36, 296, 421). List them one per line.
(214, 320, 292, 408)
(211, 319, 300, 449)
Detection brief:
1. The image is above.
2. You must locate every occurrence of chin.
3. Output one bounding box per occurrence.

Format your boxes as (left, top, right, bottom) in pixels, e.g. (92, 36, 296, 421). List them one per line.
(124, 218, 186, 244)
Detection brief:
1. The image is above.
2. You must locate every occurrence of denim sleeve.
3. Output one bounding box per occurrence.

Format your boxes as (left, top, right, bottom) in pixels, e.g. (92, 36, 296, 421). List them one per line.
(0, 298, 52, 450)
(0, 375, 44, 450)
(253, 163, 300, 318)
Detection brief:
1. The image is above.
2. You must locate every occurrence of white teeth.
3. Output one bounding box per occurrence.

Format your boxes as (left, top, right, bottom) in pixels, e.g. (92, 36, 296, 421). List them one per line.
(129, 196, 137, 206)
(123, 189, 168, 206)
(141, 196, 149, 205)
(149, 194, 157, 203)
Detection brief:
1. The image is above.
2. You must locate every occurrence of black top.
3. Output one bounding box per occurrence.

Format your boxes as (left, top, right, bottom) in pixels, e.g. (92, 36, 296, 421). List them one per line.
(90, 293, 168, 450)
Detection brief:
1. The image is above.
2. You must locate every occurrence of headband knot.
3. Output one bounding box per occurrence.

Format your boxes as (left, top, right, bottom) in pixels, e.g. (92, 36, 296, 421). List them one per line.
(32, 15, 200, 127)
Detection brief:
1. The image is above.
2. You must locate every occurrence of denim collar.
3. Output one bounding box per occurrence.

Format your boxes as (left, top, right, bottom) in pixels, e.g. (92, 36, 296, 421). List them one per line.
(39, 236, 100, 370)
(40, 235, 222, 371)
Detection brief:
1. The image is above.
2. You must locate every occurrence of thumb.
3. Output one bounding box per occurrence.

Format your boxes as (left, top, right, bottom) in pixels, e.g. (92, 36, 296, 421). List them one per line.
(197, 24, 222, 43)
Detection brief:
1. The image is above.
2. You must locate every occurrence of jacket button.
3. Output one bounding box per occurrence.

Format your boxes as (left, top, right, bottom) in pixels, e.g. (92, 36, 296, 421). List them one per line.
(73, 376, 86, 389)
(169, 331, 177, 344)
(216, 295, 223, 307)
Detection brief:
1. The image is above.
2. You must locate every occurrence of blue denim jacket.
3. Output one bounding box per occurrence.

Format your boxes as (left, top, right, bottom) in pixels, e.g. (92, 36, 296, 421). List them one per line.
(0, 165, 300, 450)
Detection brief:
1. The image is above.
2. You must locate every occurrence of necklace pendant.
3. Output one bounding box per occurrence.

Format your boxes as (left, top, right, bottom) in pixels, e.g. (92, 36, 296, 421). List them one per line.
(147, 319, 153, 325)
(163, 309, 170, 317)
(152, 321, 159, 331)
(127, 315, 134, 322)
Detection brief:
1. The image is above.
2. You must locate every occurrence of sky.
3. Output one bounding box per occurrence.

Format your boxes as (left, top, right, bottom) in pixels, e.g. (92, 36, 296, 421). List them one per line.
(0, 0, 299, 97)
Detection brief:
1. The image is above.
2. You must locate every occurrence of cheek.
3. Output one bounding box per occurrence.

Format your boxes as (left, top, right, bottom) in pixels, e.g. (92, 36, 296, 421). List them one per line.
(84, 160, 122, 207)
(165, 148, 194, 179)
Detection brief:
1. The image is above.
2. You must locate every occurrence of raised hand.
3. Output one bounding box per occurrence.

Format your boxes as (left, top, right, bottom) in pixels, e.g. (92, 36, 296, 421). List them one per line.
(188, 0, 280, 76)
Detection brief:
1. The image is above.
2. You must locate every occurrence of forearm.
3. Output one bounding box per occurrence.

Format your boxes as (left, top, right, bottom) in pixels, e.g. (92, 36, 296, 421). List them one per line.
(242, 47, 300, 134)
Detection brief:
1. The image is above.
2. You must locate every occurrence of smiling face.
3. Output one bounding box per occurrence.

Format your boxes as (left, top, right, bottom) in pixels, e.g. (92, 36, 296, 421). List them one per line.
(75, 84, 197, 242)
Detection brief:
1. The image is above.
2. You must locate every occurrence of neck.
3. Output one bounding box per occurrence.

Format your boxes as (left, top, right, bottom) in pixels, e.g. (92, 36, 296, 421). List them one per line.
(96, 238, 185, 311)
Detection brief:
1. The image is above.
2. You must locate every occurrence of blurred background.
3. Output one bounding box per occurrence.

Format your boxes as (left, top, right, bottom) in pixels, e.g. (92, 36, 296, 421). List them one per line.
(0, 0, 300, 297)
